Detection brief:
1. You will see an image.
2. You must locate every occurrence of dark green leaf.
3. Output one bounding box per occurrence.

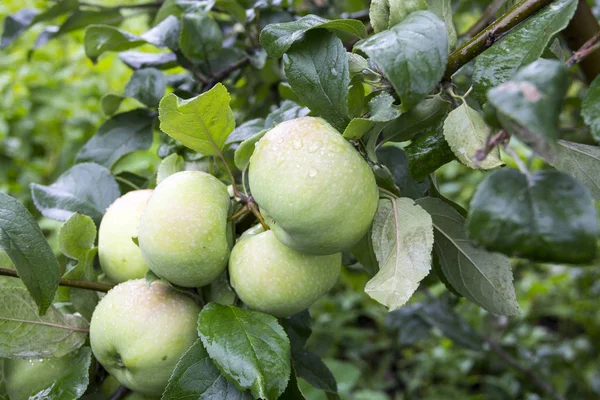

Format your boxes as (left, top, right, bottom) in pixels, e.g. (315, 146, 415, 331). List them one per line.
(76, 109, 155, 168)
(0, 193, 60, 315)
(355, 11, 448, 111)
(226, 118, 266, 144)
(163, 339, 252, 400)
(468, 169, 598, 264)
(32, 0, 78, 25)
(159, 83, 235, 156)
(30, 163, 120, 224)
(197, 303, 291, 400)
(284, 31, 350, 131)
(582, 75, 600, 143)
(418, 301, 483, 350)
(180, 12, 223, 66)
(473, 0, 577, 100)
(84, 16, 179, 62)
(124, 68, 167, 107)
(349, 231, 378, 277)
(100, 94, 125, 116)
(292, 350, 338, 395)
(0, 9, 38, 49)
(385, 306, 431, 345)
(119, 51, 178, 70)
(549, 140, 600, 200)
(376, 145, 428, 200)
(342, 92, 400, 140)
(417, 197, 521, 316)
(260, 14, 367, 58)
(0, 287, 88, 358)
(280, 365, 305, 400)
(405, 129, 454, 181)
(280, 310, 312, 350)
(215, 0, 247, 23)
(486, 59, 569, 162)
(381, 94, 450, 143)
(30, 347, 92, 399)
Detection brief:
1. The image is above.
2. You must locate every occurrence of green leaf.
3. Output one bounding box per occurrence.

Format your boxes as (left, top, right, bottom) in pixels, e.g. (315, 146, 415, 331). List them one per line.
(385, 304, 431, 345)
(0, 9, 38, 49)
(349, 232, 378, 277)
(197, 303, 291, 400)
(443, 102, 503, 169)
(367, 198, 433, 310)
(157, 153, 185, 185)
(124, 68, 167, 108)
(0, 287, 89, 358)
(280, 365, 305, 400)
(347, 53, 368, 77)
(119, 51, 178, 70)
(179, 12, 223, 66)
(30, 347, 92, 399)
(284, 31, 350, 131)
(58, 9, 123, 35)
(58, 213, 97, 267)
(376, 145, 429, 200)
(417, 197, 521, 316)
(425, 0, 457, 50)
(76, 109, 156, 168)
(404, 129, 455, 181)
(548, 140, 600, 200)
(163, 339, 252, 400)
(30, 163, 120, 225)
(83, 16, 179, 62)
(215, 0, 247, 23)
(280, 311, 312, 350)
(389, 0, 427, 27)
(226, 118, 266, 144)
(100, 94, 125, 116)
(473, 0, 577, 100)
(0, 193, 60, 315)
(487, 59, 569, 162)
(582, 75, 600, 143)
(159, 83, 235, 156)
(234, 129, 268, 171)
(381, 94, 450, 143)
(260, 14, 367, 59)
(342, 92, 401, 140)
(468, 169, 598, 264)
(355, 11, 448, 111)
(369, 0, 390, 34)
(264, 100, 311, 129)
(292, 350, 338, 396)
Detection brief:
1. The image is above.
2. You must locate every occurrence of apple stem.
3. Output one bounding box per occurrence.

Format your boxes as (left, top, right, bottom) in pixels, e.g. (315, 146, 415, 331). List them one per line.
(228, 205, 250, 221)
(0, 267, 114, 293)
(246, 198, 270, 231)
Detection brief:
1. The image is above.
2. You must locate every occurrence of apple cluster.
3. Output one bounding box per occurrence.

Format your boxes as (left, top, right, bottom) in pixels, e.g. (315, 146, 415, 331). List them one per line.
(84, 117, 379, 397)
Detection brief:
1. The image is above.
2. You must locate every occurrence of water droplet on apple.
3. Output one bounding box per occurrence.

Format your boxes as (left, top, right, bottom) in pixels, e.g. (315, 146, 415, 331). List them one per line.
(293, 138, 303, 149)
(308, 168, 318, 178)
(308, 140, 322, 153)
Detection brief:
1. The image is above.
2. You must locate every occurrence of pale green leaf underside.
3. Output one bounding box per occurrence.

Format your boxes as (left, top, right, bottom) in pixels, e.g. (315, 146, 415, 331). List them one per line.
(549, 140, 600, 200)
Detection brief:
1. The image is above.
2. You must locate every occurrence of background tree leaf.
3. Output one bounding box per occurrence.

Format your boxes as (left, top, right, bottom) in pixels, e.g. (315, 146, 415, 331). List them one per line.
(179, 12, 223, 66)
(366, 198, 433, 310)
(486, 59, 569, 162)
(260, 15, 366, 59)
(355, 11, 448, 112)
(417, 197, 521, 316)
(468, 169, 598, 264)
(376, 145, 429, 200)
(0, 193, 60, 315)
(159, 83, 235, 156)
(443, 102, 503, 169)
(284, 31, 350, 131)
(119, 51, 178, 70)
(75, 109, 156, 168)
(472, 0, 577, 100)
(163, 339, 252, 400)
(582, 75, 600, 143)
(30, 163, 120, 225)
(548, 140, 600, 200)
(58, 213, 96, 269)
(0, 287, 88, 358)
(197, 303, 291, 400)
(425, 0, 457, 50)
(0, 9, 38, 49)
(123, 68, 167, 108)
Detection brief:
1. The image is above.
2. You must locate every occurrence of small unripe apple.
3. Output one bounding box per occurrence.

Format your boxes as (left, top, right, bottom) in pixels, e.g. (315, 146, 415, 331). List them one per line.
(229, 229, 341, 317)
(3, 352, 81, 400)
(90, 279, 201, 396)
(249, 117, 379, 255)
(99, 190, 153, 283)
(138, 171, 232, 287)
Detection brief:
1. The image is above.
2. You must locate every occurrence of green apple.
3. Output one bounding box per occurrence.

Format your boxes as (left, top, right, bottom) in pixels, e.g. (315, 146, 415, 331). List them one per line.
(229, 228, 341, 317)
(249, 117, 379, 255)
(99, 190, 153, 283)
(3, 352, 81, 400)
(90, 279, 201, 396)
(138, 171, 232, 287)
